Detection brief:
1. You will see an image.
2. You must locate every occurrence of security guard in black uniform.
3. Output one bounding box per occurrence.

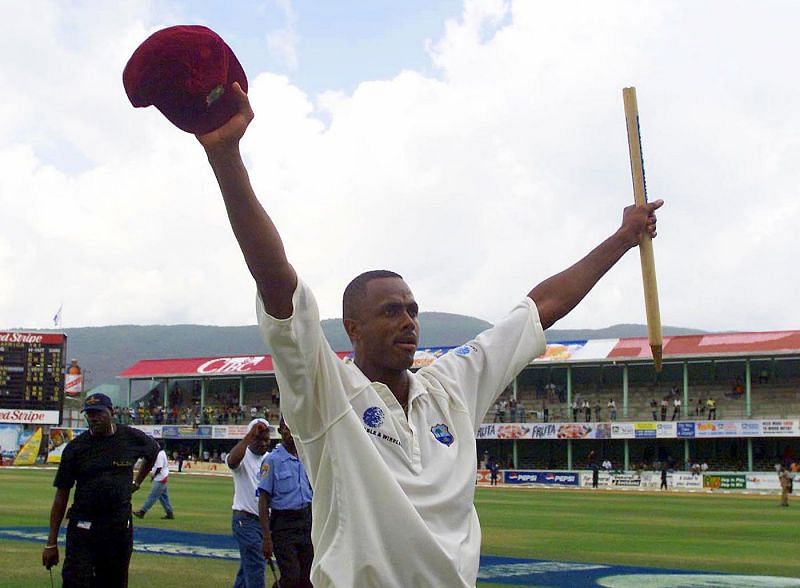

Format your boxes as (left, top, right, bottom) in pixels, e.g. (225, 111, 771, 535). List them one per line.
(43, 393, 159, 587)
(257, 417, 313, 588)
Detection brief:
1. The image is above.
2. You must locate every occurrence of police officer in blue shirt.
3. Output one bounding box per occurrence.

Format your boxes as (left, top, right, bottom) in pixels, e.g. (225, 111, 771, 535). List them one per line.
(257, 417, 313, 588)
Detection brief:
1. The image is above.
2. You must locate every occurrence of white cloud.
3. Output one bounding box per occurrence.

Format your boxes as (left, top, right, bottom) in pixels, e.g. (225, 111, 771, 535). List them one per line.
(265, 0, 300, 70)
(2, 1, 800, 334)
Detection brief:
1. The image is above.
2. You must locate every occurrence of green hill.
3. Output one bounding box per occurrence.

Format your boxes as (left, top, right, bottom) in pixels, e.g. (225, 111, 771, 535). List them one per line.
(25, 317, 704, 389)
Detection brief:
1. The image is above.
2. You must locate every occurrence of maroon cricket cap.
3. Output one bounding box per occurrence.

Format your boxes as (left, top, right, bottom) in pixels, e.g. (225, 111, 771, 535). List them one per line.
(123, 25, 248, 135)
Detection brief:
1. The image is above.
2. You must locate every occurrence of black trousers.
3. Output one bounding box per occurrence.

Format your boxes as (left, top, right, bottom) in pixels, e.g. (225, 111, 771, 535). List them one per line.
(271, 507, 314, 588)
(62, 516, 133, 588)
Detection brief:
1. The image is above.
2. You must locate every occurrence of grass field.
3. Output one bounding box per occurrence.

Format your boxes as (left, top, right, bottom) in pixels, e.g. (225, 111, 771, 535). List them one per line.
(1, 467, 798, 587)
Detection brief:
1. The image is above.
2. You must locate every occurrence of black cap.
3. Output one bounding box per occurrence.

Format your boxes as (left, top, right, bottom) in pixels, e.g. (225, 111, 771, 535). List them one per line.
(82, 393, 113, 412)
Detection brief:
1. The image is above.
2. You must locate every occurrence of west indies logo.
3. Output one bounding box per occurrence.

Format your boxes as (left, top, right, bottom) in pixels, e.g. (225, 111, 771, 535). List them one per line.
(431, 423, 454, 446)
(454, 344, 478, 356)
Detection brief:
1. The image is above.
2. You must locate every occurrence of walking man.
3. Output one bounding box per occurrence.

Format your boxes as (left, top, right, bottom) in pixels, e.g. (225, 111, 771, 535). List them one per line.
(778, 465, 792, 507)
(707, 397, 717, 419)
(488, 457, 500, 486)
(42, 393, 159, 587)
(672, 397, 681, 421)
(134, 442, 174, 519)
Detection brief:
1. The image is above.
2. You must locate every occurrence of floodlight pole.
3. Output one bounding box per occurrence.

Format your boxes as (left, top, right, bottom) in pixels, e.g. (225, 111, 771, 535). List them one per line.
(200, 378, 206, 416)
(624, 441, 629, 471)
(682, 363, 689, 419)
(566, 366, 573, 470)
(622, 366, 629, 419)
(512, 378, 519, 468)
(744, 360, 752, 417)
(163, 378, 169, 413)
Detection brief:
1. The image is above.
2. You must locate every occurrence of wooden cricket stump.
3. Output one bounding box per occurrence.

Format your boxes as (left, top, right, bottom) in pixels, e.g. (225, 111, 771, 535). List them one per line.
(623, 87, 663, 371)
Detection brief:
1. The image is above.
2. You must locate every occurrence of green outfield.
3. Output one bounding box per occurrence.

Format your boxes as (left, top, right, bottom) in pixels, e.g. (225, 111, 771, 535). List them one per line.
(1, 467, 798, 587)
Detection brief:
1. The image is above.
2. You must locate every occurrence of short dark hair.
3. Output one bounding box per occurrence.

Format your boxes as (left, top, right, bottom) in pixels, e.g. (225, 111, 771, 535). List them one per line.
(342, 270, 403, 319)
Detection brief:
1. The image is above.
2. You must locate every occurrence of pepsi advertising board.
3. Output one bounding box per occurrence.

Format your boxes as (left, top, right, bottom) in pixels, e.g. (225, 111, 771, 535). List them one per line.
(504, 470, 579, 486)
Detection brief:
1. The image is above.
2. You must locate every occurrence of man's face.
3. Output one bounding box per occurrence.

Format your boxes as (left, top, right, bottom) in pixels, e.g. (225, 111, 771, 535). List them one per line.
(346, 277, 420, 373)
(279, 420, 295, 452)
(248, 426, 271, 456)
(85, 408, 114, 436)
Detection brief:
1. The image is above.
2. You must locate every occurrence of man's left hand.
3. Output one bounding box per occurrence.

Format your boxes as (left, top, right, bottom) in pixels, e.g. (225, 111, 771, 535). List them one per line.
(619, 199, 663, 247)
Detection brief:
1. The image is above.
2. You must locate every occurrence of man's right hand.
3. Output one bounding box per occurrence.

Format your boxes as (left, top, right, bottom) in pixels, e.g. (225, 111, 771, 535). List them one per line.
(196, 82, 254, 152)
(42, 545, 59, 569)
(246, 421, 267, 441)
(262, 535, 274, 559)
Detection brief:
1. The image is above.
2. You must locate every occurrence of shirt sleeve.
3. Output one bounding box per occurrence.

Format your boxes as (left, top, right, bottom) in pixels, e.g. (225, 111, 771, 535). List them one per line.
(150, 450, 167, 475)
(417, 297, 546, 430)
(256, 279, 352, 440)
(131, 428, 159, 462)
(52, 442, 76, 489)
(256, 454, 275, 497)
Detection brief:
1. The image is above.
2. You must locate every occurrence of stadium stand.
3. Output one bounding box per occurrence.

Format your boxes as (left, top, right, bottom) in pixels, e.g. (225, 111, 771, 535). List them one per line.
(111, 331, 800, 472)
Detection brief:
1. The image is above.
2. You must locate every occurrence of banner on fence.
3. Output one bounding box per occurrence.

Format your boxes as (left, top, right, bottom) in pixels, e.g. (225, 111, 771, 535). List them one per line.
(161, 425, 213, 439)
(504, 470, 579, 486)
(46, 428, 87, 463)
(703, 474, 746, 490)
(13, 427, 42, 465)
(745, 473, 782, 491)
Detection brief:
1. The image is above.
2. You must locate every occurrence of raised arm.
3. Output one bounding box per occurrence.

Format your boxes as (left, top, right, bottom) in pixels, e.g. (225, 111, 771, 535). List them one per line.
(196, 82, 297, 318)
(226, 422, 266, 470)
(529, 200, 663, 330)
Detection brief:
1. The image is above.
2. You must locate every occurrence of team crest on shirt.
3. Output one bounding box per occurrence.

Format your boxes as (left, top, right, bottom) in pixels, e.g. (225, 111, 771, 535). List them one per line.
(454, 344, 478, 356)
(363, 406, 385, 428)
(431, 423, 454, 446)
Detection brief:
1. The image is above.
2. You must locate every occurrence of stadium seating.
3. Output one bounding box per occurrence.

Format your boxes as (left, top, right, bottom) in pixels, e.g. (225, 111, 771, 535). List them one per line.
(483, 379, 800, 423)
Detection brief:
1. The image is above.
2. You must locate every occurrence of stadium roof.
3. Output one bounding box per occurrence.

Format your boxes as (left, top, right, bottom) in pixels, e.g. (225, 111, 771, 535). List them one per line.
(118, 330, 800, 380)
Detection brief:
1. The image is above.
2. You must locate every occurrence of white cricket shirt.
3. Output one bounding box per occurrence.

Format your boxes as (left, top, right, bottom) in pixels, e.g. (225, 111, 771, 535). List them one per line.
(257, 279, 545, 587)
(150, 449, 169, 483)
(226, 447, 267, 515)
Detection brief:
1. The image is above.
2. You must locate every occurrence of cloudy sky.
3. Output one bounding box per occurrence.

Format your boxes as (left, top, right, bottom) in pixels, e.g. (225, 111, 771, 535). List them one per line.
(2, 0, 798, 334)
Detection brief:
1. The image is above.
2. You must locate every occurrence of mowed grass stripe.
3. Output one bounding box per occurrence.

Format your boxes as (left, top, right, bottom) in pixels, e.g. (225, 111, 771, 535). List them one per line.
(476, 486, 799, 577)
(2, 468, 799, 586)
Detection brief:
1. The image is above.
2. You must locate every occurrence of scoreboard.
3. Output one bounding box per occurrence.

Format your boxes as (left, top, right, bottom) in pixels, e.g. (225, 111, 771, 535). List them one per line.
(0, 331, 66, 424)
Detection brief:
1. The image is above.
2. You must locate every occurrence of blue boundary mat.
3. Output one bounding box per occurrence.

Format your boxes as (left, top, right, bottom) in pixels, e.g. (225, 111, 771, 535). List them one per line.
(475, 555, 800, 587)
(3, 527, 799, 587)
